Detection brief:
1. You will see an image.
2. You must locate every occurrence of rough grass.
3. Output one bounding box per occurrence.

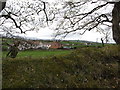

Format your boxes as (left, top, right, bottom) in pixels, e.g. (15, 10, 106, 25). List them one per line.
(2, 45, 119, 88)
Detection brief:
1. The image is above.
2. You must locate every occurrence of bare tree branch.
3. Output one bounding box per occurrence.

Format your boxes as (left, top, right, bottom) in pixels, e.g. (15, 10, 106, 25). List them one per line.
(0, 0, 54, 36)
(55, 1, 113, 38)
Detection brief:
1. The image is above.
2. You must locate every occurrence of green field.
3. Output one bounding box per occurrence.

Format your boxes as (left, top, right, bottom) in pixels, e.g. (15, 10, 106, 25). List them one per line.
(2, 45, 119, 88)
(2, 50, 73, 59)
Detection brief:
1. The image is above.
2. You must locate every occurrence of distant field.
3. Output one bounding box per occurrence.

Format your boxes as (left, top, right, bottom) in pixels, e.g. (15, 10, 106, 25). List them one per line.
(2, 49, 73, 59)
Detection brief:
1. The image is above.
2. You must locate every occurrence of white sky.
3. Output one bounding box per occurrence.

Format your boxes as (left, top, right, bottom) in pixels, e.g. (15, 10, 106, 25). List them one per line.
(0, 0, 116, 43)
(22, 0, 115, 43)
(19, 27, 115, 43)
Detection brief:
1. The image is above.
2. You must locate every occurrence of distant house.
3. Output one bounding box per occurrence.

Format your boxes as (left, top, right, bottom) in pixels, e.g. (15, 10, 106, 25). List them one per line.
(50, 41, 62, 49)
(40, 42, 51, 49)
(18, 40, 52, 50)
(18, 40, 63, 50)
(18, 40, 33, 50)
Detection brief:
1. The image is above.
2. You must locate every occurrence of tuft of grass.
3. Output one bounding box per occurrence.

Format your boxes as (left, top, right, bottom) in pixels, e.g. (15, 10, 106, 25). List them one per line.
(2, 45, 119, 88)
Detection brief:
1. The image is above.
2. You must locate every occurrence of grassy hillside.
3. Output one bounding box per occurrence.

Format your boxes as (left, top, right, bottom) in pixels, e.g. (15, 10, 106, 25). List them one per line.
(2, 45, 119, 88)
(2, 50, 72, 59)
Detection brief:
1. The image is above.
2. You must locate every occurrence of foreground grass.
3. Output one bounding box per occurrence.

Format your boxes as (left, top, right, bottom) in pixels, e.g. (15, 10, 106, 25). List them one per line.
(2, 45, 119, 88)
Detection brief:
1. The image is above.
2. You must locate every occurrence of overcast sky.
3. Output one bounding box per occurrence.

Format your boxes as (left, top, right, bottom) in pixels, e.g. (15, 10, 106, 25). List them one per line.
(19, 28, 114, 43)
(0, 0, 116, 43)
(21, 0, 115, 43)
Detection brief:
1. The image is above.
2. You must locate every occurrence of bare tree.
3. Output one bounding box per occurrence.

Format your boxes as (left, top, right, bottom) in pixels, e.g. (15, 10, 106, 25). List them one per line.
(0, 0, 55, 37)
(0, 0, 56, 58)
(54, 0, 120, 44)
(0, 0, 120, 44)
(112, 1, 120, 44)
(6, 41, 20, 58)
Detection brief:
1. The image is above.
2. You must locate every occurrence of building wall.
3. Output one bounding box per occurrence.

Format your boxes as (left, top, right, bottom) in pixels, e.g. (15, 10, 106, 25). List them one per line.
(50, 42, 62, 49)
(18, 41, 63, 50)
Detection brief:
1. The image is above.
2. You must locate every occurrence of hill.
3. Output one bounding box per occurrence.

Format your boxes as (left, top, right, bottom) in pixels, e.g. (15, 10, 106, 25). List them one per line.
(2, 45, 119, 88)
(2, 36, 113, 51)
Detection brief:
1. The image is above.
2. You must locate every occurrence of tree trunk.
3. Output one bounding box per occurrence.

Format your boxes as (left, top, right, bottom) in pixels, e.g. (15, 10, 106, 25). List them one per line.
(101, 38, 104, 47)
(112, 1, 120, 44)
(0, 1, 6, 11)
